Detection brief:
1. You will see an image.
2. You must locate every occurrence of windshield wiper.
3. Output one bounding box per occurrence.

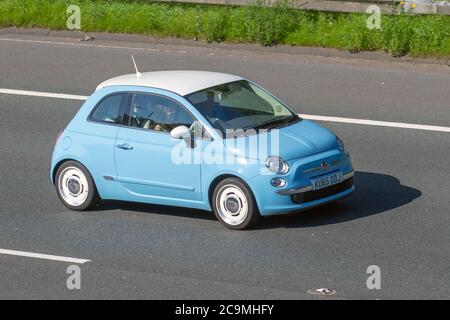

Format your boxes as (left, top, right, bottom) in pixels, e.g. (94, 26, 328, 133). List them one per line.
(268, 114, 300, 129)
(247, 115, 298, 130)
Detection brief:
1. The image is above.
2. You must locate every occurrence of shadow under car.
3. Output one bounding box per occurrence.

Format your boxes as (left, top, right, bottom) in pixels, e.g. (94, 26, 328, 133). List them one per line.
(94, 171, 421, 229)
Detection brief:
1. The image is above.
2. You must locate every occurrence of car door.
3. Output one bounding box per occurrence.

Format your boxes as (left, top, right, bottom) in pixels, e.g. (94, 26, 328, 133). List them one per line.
(114, 92, 203, 203)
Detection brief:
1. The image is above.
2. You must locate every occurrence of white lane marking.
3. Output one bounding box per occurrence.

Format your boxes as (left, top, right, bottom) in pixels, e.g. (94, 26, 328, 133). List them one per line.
(0, 248, 90, 264)
(1, 87, 449, 133)
(0, 37, 161, 52)
(0, 88, 87, 100)
(301, 114, 450, 133)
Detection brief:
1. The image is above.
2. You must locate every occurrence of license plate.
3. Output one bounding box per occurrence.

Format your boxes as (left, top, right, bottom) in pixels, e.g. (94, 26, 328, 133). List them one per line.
(311, 171, 343, 190)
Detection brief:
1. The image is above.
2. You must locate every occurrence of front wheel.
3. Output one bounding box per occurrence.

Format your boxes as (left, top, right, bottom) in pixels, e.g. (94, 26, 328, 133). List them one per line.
(55, 161, 100, 211)
(212, 178, 260, 230)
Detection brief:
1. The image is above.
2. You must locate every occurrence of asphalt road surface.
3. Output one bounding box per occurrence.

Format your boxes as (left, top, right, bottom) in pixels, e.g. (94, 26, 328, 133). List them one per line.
(0, 33, 449, 299)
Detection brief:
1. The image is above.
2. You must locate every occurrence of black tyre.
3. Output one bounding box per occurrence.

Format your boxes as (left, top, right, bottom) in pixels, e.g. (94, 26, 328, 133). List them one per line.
(212, 178, 260, 230)
(55, 161, 100, 211)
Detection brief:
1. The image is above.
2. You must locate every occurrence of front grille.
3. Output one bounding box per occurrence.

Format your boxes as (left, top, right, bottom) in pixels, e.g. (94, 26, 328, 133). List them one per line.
(291, 177, 353, 204)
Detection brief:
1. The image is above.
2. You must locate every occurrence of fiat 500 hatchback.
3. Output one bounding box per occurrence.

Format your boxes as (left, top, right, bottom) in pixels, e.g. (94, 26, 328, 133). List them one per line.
(51, 70, 354, 229)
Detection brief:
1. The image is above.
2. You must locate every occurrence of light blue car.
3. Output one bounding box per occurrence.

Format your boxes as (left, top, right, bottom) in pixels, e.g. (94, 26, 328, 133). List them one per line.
(51, 71, 354, 229)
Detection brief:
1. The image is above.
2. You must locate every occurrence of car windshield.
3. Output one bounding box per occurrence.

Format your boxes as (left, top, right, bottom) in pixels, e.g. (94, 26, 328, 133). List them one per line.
(184, 80, 299, 136)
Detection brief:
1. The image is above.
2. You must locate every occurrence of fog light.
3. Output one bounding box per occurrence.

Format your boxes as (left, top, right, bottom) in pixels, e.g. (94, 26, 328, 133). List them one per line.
(270, 177, 286, 188)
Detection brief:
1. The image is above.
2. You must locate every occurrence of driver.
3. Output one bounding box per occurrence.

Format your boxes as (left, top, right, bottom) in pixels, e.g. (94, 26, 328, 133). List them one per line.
(152, 103, 176, 132)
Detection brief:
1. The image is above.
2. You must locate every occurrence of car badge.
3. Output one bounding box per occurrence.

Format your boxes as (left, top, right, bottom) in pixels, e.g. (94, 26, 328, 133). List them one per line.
(321, 161, 328, 171)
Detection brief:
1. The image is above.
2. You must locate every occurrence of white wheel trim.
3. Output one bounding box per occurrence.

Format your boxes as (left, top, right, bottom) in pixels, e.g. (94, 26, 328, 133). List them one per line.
(58, 166, 89, 207)
(216, 184, 249, 226)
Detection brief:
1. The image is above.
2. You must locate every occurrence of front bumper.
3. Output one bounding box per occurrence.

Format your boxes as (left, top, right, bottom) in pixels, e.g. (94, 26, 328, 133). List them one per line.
(246, 149, 354, 216)
(276, 170, 354, 195)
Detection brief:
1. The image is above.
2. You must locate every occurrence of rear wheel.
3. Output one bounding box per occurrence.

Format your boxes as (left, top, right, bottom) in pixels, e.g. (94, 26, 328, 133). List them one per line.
(212, 178, 260, 230)
(55, 161, 100, 211)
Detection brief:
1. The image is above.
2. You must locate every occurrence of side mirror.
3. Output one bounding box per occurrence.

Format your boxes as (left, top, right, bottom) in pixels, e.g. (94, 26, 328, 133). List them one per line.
(170, 125, 191, 139)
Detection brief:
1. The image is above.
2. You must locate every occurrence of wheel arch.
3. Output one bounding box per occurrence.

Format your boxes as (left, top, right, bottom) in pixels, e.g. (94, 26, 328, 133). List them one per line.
(52, 158, 91, 185)
(207, 174, 259, 212)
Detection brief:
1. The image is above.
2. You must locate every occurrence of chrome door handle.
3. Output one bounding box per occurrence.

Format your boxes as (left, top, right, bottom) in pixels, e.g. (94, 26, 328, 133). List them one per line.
(116, 143, 133, 150)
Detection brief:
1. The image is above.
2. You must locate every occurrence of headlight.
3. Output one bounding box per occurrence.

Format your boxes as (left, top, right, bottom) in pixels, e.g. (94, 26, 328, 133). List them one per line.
(336, 137, 348, 155)
(265, 156, 290, 174)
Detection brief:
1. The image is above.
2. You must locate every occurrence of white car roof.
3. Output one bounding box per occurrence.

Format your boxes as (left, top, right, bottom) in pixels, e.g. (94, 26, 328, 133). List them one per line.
(96, 70, 243, 96)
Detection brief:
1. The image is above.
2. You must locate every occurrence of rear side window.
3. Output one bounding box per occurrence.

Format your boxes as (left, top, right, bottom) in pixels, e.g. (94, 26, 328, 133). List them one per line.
(90, 93, 128, 124)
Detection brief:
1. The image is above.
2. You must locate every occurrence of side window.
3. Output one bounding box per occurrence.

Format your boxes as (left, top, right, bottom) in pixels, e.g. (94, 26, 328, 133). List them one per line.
(90, 93, 127, 124)
(130, 93, 194, 133)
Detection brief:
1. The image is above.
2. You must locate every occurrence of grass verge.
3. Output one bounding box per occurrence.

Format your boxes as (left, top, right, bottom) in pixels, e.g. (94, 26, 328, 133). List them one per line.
(1, 0, 450, 57)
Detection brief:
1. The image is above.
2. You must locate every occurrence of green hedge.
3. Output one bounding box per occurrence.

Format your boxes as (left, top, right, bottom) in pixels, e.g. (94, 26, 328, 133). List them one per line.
(1, 0, 450, 57)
